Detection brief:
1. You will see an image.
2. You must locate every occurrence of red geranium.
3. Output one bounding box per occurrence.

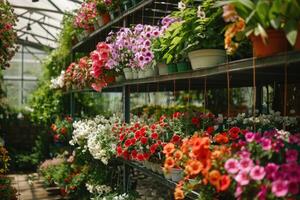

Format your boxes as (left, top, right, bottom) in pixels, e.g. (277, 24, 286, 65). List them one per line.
(228, 127, 240, 140)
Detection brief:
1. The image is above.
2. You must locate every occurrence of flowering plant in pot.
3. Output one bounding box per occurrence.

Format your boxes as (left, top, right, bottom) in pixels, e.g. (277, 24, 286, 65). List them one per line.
(50, 116, 73, 144)
(74, 2, 98, 33)
(157, 0, 225, 70)
(218, 0, 300, 56)
(0, 1, 18, 69)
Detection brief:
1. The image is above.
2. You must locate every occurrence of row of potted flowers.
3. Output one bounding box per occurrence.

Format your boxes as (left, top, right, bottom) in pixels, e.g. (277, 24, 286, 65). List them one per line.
(66, 110, 299, 199)
(52, 0, 300, 92)
(73, 0, 143, 42)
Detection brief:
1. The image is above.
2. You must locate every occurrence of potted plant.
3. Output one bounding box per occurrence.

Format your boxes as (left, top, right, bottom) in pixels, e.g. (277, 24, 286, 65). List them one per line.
(74, 2, 97, 35)
(218, 0, 300, 57)
(157, 0, 226, 71)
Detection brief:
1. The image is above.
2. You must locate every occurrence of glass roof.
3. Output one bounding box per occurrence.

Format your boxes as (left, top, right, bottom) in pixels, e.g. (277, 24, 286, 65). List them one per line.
(9, 0, 83, 50)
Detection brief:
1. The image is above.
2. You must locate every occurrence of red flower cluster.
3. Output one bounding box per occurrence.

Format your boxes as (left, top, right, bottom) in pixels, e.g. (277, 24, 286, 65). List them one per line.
(50, 116, 73, 143)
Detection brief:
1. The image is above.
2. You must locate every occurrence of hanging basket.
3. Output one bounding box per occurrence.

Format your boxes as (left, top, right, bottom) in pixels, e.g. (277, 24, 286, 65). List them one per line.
(188, 49, 226, 70)
(250, 29, 288, 57)
(123, 68, 133, 80)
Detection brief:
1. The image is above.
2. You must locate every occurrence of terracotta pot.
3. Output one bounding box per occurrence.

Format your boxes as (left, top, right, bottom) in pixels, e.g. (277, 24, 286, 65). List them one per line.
(250, 29, 288, 57)
(188, 49, 226, 70)
(102, 13, 111, 25)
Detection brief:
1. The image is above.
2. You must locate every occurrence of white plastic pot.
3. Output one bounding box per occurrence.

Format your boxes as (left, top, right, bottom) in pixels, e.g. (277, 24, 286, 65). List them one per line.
(123, 68, 133, 80)
(144, 65, 157, 78)
(157, 63, 168, 75)
(188, 49, 226, 70)
(138, 70, 145, 79)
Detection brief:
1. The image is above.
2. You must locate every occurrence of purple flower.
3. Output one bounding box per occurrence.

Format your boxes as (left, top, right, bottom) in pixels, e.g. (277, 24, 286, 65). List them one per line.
(272, 180, 288, 197)
(144, 39, 151, 47)
(225, 158, 240, 174)
(245, 132, 255, 142)
(250, 165, 265, 180)
(260, 138, 272, 151)
(286, 149, 298, 163)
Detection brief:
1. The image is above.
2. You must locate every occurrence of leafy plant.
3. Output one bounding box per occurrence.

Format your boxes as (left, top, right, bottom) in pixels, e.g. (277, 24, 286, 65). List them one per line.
(156, 0, 224, 64)
(218, 0, 300, 53)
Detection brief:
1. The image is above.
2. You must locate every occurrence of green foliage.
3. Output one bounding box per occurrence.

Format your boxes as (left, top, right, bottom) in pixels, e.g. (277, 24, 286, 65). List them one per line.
(217, 0, 300, 45)
(0, 175, 17, 200)
(154, 0, 224, 64)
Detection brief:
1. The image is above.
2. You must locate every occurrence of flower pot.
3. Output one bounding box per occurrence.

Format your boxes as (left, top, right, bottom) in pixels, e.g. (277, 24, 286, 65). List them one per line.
(101, 13, 110, 25)
(176, 62, 191, 72)
(294, 28, 300, 51)
(157, 63, 168, 75)
(144, 65, 157, 78)
(115, 75, 125, 82)
(170, 168, 183, 182)
(132, 70, 138, 79)
(167, 63, 177, 74)
(123, 68, 133, 80)
(250, 29, 288, 57)
(138, 70, 145, 79)
(188, 49, 226, 70)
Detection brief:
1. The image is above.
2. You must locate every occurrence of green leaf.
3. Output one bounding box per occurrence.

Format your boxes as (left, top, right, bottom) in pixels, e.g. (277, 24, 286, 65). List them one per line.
(171, 36, 182, 46)
(270, 17, 281, 29)
(256, 1, 269, 26)
(284, 19, 298, 46)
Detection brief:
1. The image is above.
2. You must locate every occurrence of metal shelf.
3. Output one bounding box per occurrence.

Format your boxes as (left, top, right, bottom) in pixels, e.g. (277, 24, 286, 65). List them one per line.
(122, 159, 200, 199)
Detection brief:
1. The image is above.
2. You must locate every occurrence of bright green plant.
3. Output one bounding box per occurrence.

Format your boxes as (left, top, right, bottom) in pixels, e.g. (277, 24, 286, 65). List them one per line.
(218, 0, 300, 46)
(156, 0, 224, 64)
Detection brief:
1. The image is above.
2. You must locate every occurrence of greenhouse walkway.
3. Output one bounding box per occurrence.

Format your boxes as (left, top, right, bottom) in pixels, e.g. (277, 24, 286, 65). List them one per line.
(8, 173, 66, 200)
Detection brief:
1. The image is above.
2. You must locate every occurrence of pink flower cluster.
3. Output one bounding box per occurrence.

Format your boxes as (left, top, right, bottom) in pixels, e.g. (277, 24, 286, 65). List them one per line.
(90, 42, 110, 78)
(225, 135, 300, 199)
(74, 2, 98, 31)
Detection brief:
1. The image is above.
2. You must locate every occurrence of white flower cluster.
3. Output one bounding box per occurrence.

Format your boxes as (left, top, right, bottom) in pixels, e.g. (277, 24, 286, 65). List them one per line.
(227, 112, 298, 128)
(70, 115, 120, 164)
(86, 183, 112, 196)
(109, 193, 130, 200)
(50, 70, 65, 89)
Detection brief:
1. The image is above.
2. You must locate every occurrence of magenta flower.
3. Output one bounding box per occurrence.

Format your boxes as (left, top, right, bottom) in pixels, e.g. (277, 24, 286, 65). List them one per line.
(245, 132, 255, 142)
(260, 138, 272, 151)
(239, 158, 254, 172)
(286, 149, 298, 163)
(238, 150, 251, 159)
(272, 180, 288, 197)
(234, 184, 243, 198)
(225, 158, 240, 174)
(288, 181, 299, 195)
(265, 163, 279, 180)
(235, 170, 250, 186)
(256, 185, 267, 200)
(250, 165, 265, 180)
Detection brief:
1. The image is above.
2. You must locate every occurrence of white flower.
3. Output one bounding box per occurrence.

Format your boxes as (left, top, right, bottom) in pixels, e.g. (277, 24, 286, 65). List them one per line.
(50, 70, 65, 89)
(178, 1, 186, 11)
(197, 6, 206, 18)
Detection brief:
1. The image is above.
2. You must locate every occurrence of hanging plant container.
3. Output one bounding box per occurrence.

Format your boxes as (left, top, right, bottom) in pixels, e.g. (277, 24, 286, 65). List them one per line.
(167, 63, 177, 74)
(176, 62, 191, 72)
(123, 68, 133, 80)
(188, 49, 226, 70)
(250, 29, 288, 57)
(115, 74, 125, 82)
(157, 63, 168, 75)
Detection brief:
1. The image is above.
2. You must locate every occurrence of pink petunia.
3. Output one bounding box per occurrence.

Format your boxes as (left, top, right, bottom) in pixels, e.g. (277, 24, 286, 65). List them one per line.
(256, 185, 267, 200)
(250, 165, 265, 181)
(239, 158, 254, 172)
(235, 170, 250, 186)
(272, 180, 288, 197)
(225, 158, 240, 174)
(265, 163, 279, 180)
(234, 184, 243, 197)
(245, 132, 255, 142)
(260, 138, 272, 151)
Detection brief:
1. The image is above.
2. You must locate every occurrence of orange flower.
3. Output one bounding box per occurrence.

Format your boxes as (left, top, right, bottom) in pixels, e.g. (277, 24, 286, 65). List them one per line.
(174, 187, 185, 200)
(51, 124, 57, 132)
(208, 170, 221, 189)
(220, 175, 231, 191)
(163, 143, 175, 156)
(174, 150, 183, 160)
(164, 157, 175, 170)
(214, 133, 229, 144)
(180, 139, 189, 154)
(185, 160, 203, 176)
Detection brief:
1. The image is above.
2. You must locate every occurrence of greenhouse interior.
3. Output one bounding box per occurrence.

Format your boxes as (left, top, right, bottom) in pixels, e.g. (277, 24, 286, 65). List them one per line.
(1, 0, 300, 199)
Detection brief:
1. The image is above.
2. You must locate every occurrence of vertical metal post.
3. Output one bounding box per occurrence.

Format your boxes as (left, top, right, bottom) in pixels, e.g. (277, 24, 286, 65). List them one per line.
(122, 85, 130, 192)
(70, 92, 75, 118)
(21, 45, 24, 104)
(123, 85, 130, 123)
